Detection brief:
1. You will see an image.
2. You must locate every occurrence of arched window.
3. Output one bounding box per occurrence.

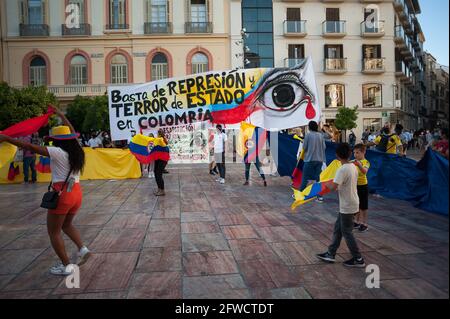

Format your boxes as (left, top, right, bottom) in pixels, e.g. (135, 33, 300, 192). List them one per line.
(29, 56, 47, 86)
(151, 53, 168, 81)
(110, 54, 128, 84)
(362, 83, 382, 108)
(191, 52, 208, 74)
(325, 84, 345, 108)
(69, 54, 88, 85)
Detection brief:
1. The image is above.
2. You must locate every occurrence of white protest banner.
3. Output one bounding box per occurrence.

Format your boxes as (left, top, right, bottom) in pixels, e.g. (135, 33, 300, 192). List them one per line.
(108, 57, 320, 141)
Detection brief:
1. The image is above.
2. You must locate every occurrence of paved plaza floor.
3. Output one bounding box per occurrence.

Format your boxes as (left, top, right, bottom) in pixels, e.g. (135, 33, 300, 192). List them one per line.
(0, 164, 448, 299)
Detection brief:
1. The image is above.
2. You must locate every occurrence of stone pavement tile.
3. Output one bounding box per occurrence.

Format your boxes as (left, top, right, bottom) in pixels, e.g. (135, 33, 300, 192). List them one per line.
(2, 268, 63, 291)
(182, 233, 229, 252)
(313, 232, 375, 254)
(136, 247, 182, 272)
(0, 248, 45, 275)
(183, 274, 251, 299)
(222, 225, 259, 240)
(355, 230, 425, 255)
(104, 214, 151, 229)
(382, 229, 449, 249)
(388, 253, 449, 290)
(181, 211, 216, 223)
(0, 275, 15, 290)
(255, 225, 315, 243)
(229, 239, 280, 262)
(181, 199, 211, 212)
(0, 289, 52, 299)
(270, 241, 344, 266)
(74, 213, 114, 227)
(0, 230, 29, 249)
(183, 251, 239, 276)
(237, 259, 300, 289)
(381, 278, 448, 299)
(147, 218, 179, 233)
(251, 287, 312, 299)
(89, 228, 146, 253)
(80, 205, 121, 215)
(426, 245, 449, 261)
(144, 229, 181, 248)
(127, 272, 182, 299)
(58, 291, 128, 299)
(181, 222, 220, 234)
(215, 213, 249, 226)
(52, 252, 139, 295)
(243, 213, 289, 227)
(153, 208, 181, 219)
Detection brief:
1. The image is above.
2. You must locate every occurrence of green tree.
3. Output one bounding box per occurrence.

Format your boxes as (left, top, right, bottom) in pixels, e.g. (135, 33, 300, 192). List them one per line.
(0, 82, 58, 131)
(334, 106, 358, 142)
(66, 95, 109, 134)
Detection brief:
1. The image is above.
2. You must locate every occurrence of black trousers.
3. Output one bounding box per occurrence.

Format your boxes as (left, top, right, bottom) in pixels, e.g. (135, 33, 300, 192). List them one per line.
(154, 160, 167, 190)
(215, 152, 226, 179)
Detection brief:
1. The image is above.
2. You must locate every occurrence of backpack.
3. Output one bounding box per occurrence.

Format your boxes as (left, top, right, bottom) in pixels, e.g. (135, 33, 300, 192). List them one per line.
(376, 134, 394, 152)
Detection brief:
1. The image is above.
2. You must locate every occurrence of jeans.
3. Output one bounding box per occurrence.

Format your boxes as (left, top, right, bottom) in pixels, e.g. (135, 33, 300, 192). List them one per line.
(299, 161, 323, 191)
(245, 158, 265, 181)
(23, 156, 36, 183)
(328, 213, 362, 259)
(154, 160, 167, 190)
(215, 152, 226, 179)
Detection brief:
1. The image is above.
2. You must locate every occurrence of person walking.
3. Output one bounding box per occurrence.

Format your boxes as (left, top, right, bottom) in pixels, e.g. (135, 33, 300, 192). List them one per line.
(243, 127, 267, 187)
(0, 106, 91, 276)
(214, 125, 227, 184)
(299, 121, 326, 202)
(153, 129, 170, 196)
(20, 133, 39, 184)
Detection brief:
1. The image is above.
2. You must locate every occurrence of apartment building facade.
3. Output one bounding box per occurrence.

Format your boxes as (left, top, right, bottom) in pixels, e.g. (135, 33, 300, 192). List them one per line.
(0, 0, 232, 103)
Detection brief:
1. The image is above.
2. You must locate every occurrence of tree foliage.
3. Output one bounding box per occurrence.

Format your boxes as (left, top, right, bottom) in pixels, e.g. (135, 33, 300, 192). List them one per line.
(335, 106, 359, 142)
(66, 95, 109, 133)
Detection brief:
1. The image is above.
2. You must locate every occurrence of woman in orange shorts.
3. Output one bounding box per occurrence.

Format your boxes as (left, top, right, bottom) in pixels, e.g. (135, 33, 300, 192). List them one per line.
(0, 106, 91, 276)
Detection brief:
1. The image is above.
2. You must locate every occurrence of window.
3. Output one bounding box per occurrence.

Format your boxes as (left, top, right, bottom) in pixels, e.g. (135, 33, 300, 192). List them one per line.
(362, 84, 382, 108)
(190, 0, 207, 23)
(288, 44, 304, 59)
(326, 8, 339, 21)
(363, 118, 381, 133)
(325, 8, 342, 33)
(148, 0, 168, 23)
(191, 53, 209, 74)
(287, 8, 301, 21)
(325, 84, 345, 108)
(110, 54, 128, 84)
(109, 0, 127, 29)
(70, 55, 87, 85)
(325, 44, 343, 59)
(20, 0, 46, 24)
(362, 45, 381, 59)
(29, 56, 47, 86)
(68, 0, 85, 23)
(151, 53, 168, 81)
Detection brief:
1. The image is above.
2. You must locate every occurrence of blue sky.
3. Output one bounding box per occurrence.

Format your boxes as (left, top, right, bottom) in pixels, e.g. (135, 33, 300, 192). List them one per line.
(419, 0, 449, 66)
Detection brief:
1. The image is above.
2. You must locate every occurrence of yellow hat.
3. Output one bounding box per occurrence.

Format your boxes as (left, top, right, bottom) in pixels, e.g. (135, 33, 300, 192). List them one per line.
(48, 126, 80, 140)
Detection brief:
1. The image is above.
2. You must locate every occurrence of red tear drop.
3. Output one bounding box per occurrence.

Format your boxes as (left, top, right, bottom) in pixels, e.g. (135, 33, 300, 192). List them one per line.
(305, 96, 316, 119)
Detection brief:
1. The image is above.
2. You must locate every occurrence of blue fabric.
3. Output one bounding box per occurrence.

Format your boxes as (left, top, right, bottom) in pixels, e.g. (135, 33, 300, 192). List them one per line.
(272, 134, 449, 216)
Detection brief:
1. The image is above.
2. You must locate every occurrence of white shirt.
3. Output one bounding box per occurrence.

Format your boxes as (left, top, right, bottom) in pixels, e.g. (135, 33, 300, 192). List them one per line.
(368, 134, 376, 143)
(88, 137, 102, 148)
(334, 163, 359, 214)
(214, 132, 228, 154)
(47, 147, 80, 183)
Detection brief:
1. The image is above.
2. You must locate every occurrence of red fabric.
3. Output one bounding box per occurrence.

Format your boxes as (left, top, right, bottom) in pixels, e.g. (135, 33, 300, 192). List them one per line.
(0, 107, 54, 138)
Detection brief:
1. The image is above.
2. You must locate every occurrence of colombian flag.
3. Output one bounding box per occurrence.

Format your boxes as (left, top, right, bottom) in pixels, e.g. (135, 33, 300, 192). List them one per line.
(7, 162, 20, 181)
(291, 135, 304, 189)
(237, 122, 267, 163)
(36, 156, 51, 173)
(0, 143, 17, 169)
(129, 134, 170, 164)
(291, 159, 342, 210)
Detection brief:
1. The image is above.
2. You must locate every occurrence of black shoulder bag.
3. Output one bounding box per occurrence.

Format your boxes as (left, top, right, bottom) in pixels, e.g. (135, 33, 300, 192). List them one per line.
(40, 169, 72, 209)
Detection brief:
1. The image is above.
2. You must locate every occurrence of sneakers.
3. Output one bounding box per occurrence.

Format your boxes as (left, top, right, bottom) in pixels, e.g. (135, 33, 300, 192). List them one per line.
(354, 222, 361, 229)
(316, 196, 324, 203)
(49, 262, 75, 276)
(215, 178, 222, 182)
(219, 178, 225, 184)
(358, 225, 369, 232)
(148, 173, 155, 178)
(343, 257, 366, 268)
(154, 189, 166, 196)
(243, 181, 249, 186)
(210, 170, 217, 175)
(317, 252, 336, 263)
(77, 246, 91, 266)
(263, 181, 267, 187)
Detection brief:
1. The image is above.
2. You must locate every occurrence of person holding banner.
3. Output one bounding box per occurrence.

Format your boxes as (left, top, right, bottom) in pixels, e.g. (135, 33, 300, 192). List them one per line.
(214, 125, 227, 184)
(0, 106, 91, 276)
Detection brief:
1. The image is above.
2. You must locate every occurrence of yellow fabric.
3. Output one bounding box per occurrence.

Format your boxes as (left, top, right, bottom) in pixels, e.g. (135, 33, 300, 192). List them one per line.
(0, 148, 141, 184)
(132, 134, 168, 147)
(291, 159, 342, 210)
(237, 122, 256, 157)
(356, 159, 370, 186)
(374, 135, 402, 154)
(0, 143, 17, 168)
(50, 126, 72, 136)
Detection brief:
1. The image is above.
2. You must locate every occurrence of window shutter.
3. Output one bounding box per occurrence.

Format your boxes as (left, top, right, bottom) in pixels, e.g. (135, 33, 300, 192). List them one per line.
(186, 0, 191, 22)
(362, 44, 367, 59)
(287, 8, 300, 21)
(300, 44, 305, 58)
(339, 45, 343, 58)
(167, 0, 170, 23)
(324, 45, 329, 59)
(19, 0, 28, 24)
(377, 45, 382, 58)
(206, 0, 210, 23)
(326, 8, 339, 21)
(42, 0, 47, 24)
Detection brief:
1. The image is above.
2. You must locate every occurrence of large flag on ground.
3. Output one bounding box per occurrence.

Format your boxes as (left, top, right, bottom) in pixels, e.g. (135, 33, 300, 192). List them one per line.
(108, 57, 320, 141)
(129, 134, 170, 164)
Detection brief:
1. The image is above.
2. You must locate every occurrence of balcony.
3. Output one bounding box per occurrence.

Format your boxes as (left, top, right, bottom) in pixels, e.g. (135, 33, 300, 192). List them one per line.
(144, 22, 173, 34)
(324, 58, 347, 74)
(105, 24, 130, 31)
(394, 0, 407, 18)
(19, 24, 49, 37)
(394, 25, 407, 48)
(47, 85, 108, 100)
(360, 20, 385, 37)
(283, 20, 307, 37)
(62, 23, 91, 36)
(362, 58, 385, 74)
(395, 61, 412, 83)
(185, 22, 213, 34)
(284, 58, 305, 68)
(401, 38, 414, 59)
(322, 21, 346, 37)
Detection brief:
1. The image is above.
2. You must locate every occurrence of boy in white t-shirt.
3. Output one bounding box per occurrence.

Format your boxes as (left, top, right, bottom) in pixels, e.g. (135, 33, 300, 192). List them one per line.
(317, 143, 365, 268)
